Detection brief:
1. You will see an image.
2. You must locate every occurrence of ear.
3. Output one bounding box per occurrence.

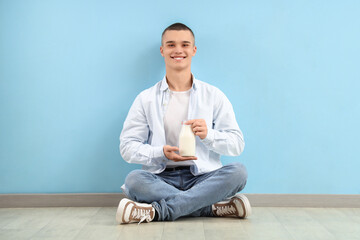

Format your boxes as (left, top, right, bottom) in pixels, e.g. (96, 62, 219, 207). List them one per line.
(192, 46, 197, 56)
(160, 46, 164, 57)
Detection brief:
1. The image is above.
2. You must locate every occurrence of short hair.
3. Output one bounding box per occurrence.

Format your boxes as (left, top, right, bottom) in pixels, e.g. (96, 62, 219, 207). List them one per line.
(161, 23, 195, 45)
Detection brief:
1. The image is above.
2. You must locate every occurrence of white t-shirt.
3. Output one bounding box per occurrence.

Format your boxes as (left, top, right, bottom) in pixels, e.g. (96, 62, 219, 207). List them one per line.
(163, 89, 194, 167)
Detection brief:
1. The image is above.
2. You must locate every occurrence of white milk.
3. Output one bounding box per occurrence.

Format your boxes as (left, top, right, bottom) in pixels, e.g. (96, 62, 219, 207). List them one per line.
(179, 121, 196, 156)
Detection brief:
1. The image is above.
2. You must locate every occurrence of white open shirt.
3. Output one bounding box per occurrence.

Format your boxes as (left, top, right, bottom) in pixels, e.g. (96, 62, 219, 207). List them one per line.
(119, 75, 245, 176)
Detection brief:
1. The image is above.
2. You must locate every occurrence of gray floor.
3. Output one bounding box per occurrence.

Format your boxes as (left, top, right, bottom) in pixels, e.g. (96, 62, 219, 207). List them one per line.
(1, 207, 360, 240)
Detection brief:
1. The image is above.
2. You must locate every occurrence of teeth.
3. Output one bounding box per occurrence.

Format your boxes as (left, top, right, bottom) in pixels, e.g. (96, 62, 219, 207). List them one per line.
(174, 57, 184, 60)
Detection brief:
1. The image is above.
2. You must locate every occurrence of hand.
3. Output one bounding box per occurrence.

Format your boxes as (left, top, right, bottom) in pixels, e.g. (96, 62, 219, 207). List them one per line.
(163, 145, 197, 162)
(185, 119, 208, 140)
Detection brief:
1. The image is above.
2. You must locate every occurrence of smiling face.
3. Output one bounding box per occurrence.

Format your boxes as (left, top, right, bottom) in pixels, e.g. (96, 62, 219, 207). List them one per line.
(160, 30, 197, 72)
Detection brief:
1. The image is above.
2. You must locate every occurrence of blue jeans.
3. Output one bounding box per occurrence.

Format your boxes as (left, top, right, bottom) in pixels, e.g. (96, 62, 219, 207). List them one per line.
(123, 162, 248, 221)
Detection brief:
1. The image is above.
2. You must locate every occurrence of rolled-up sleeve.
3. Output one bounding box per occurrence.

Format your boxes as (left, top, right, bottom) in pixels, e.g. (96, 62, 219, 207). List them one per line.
(200, 90, 245, 156)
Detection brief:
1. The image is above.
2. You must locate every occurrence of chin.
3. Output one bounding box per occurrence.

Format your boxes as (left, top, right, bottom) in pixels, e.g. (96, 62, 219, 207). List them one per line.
(172, 66, 188, 71)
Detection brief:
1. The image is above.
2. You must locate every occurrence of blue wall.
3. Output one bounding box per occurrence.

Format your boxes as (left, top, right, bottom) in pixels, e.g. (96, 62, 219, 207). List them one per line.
(1, 0, 359, 194)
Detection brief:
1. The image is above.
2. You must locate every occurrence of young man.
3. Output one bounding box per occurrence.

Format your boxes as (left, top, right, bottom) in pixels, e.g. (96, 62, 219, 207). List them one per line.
(116, 23, 251, 224)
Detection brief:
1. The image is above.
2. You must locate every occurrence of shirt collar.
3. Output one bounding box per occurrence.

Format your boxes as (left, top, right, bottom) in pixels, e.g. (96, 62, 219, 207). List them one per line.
(160, 74, 197, 91)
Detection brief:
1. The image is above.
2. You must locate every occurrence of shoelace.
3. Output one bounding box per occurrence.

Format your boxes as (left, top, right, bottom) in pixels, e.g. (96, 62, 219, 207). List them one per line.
(131, 208, 152, 225)
(215, 204, 236, 216)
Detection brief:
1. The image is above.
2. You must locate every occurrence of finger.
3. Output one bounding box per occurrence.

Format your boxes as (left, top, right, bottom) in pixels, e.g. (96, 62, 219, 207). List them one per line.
(186, 119, 206, 126)
(180, 156, 197, 160)
(166, 146, 179, 152)
(172, 153, 194, 160)
(195, 132, 204, 137)
(172, 152, 197, 161)
(185, 119, 196, 125)
(192, 122, 206, 129)
(193, 126, 205, 132)
(174, 156, 198, 162)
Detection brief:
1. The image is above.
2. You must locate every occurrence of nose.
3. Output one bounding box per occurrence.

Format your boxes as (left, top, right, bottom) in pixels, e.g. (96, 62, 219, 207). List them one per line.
(175, 45, 183, 54)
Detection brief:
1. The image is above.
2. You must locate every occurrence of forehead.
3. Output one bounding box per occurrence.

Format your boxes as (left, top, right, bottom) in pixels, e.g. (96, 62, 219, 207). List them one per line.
(162, 30, 194, 44)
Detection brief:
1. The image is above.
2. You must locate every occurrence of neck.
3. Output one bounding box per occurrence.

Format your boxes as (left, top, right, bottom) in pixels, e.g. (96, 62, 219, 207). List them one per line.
(165, 70, 193, 91)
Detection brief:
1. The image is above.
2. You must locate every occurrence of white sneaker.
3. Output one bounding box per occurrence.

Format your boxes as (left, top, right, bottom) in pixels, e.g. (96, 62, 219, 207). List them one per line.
(116, 198, 155, 224)
(212, 194, 251, 218)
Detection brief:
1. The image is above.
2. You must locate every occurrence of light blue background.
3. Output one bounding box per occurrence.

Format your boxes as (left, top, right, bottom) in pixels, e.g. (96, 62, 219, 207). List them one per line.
(1, 0, 359, 194)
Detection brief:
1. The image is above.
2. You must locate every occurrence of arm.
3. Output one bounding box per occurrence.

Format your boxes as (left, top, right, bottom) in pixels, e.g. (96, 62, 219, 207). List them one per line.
(119, 95, 165, 166)
(187, 91, 244, 156)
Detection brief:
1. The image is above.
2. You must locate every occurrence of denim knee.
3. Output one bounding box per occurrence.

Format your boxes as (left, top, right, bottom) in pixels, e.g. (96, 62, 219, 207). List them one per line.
(124, 170, 154, 197)
(225, 162, 248, 188)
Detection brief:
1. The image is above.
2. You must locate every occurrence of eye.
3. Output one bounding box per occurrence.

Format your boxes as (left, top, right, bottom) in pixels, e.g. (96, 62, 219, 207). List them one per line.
(183, 44, 189, 47)
(168, 44, 175, 47)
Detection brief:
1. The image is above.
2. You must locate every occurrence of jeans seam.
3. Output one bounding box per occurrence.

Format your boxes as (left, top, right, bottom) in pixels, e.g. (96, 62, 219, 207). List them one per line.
(173, 172, 214, 198)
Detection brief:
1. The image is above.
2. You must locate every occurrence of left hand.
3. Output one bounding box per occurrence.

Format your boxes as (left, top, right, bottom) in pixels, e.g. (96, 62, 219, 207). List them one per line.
(163, 145, 197, 162)
(185, 119, 208, 140)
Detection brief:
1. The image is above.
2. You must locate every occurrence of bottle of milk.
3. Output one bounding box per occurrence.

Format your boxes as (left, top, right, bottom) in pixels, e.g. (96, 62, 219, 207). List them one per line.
(179, 121, 196, 157)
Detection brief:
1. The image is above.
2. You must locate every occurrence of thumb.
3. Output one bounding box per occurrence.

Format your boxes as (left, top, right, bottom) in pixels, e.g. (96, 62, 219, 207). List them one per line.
(167, 146, 179, 152)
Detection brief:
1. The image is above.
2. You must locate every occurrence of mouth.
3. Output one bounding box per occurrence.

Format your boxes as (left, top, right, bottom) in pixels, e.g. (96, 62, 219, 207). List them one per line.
(171, 56, 186, 61)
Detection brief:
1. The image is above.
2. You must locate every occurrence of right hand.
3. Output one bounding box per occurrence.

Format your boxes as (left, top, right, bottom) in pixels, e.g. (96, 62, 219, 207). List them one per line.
(163, 145, 198, 162)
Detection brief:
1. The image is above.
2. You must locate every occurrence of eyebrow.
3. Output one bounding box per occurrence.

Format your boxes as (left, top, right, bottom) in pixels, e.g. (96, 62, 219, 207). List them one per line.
(165, 41, 192, 44)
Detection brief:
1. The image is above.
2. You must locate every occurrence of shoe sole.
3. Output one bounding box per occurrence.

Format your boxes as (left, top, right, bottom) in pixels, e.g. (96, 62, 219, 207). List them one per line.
(235, 194, 252, 218)
(116, 198, 132, 224)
